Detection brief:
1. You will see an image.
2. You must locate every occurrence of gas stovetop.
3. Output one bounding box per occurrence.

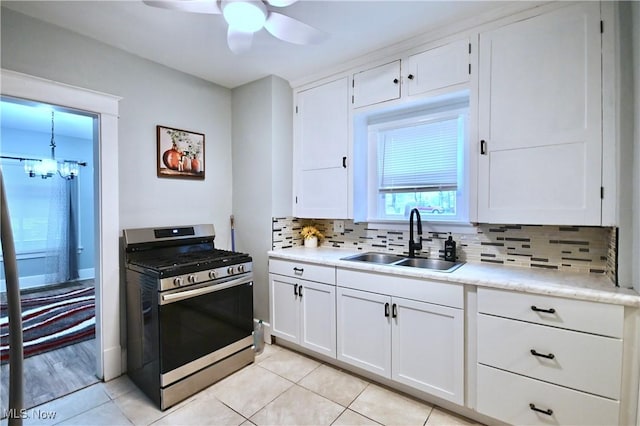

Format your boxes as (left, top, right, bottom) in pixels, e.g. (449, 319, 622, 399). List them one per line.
(123, 224, 252, 281)
(128, 247, 251, 277)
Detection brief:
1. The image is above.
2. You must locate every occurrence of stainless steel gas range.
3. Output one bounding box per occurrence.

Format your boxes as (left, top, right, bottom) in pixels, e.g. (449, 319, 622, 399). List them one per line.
(123, 224, 254, 410)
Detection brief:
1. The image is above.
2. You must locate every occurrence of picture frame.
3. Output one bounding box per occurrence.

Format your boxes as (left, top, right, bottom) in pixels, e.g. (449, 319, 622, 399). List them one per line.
(156, 125, 205, 180)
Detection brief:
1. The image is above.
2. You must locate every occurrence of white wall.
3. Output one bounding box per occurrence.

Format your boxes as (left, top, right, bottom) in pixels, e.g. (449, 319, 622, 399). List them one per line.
(615, 1, 635, 289)
(232, 76, 292, 321)
(1, 8, 234, 247)
(2, 8, 235, 379)
(271, 77, 294, 218)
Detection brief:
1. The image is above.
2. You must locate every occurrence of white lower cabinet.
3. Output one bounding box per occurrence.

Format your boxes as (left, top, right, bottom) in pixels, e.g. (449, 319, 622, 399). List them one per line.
(477, 365, 619, 426)
(269, 257, 635, 425)
(270, 275, 300, 342)
(478, 314, 623, 399)
(336, 287, 391, 376)
(337, 287, 464, 404)
(270, 274, 336, 358)
(391, 297, 464, 404)
(476, 288, 624, 425)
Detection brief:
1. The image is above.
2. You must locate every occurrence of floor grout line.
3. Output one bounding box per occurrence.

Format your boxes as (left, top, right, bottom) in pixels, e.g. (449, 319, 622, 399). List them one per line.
(17, 344, 481, 426)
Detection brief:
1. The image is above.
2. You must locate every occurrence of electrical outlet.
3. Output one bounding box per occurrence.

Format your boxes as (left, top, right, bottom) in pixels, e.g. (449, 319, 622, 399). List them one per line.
(333, 220, 345, 234)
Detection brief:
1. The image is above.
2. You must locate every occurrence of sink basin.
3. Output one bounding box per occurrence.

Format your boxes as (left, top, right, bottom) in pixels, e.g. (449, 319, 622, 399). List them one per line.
(341, 252, 405, 264)
(393, 258, 464, 272)
(341, 252, 464, 273)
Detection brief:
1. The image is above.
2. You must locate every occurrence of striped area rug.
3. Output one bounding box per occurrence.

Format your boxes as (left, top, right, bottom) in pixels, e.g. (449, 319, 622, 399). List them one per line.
(0, 286, 95, 363)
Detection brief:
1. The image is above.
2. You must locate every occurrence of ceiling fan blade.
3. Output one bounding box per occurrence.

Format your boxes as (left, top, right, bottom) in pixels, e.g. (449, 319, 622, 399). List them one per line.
(264, 12, 327, 45)
(265, 0, 299, 7)
(227, 27, 254, 54)
(143, 0, 221, 14)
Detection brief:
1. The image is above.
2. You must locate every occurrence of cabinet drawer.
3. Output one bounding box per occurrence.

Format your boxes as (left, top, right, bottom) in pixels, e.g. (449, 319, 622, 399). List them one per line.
(477, 364, 619, 426)
(478, 314, 622, 399)
(269, 259, 335, 285)
(477, 288, 623, 338)
(337, 268, 463, 309)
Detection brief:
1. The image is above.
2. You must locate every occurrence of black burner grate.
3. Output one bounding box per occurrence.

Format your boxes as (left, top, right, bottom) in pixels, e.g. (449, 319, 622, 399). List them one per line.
(127, 247, 250, 276)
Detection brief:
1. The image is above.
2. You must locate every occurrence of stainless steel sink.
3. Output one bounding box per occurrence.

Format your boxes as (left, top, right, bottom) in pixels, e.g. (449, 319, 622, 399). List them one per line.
(393, 257, 464, 273)
(341, 252, 464, 272)
(341, 252, 405, 264)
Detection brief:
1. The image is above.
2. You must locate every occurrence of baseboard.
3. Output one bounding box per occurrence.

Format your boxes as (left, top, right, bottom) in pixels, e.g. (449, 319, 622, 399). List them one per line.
(0, 267, 95, 290)
(102, 345, 123, 381)
(78, 267, 96, 280)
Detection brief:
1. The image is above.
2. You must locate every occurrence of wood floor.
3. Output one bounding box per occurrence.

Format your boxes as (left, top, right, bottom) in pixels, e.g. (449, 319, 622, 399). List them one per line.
(1, 279, 99, 415)
(0, 338, 99, 414)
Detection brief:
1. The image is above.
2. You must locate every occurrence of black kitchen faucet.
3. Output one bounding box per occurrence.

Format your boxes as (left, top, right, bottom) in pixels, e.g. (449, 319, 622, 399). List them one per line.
(408, 207, 423, 258)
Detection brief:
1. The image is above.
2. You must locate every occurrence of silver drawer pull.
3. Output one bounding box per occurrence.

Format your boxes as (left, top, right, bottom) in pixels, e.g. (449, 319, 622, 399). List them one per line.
(529, 403, 553, 416)
(530, 349, 555, 360)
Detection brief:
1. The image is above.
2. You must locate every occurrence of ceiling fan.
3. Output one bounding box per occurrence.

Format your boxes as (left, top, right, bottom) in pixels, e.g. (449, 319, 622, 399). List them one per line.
(143, 0, 327, 54)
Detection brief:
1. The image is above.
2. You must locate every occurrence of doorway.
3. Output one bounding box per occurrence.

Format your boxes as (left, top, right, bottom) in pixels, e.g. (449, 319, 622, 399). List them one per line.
(1, 69, 122, 398)
(0, 96, 99, 411)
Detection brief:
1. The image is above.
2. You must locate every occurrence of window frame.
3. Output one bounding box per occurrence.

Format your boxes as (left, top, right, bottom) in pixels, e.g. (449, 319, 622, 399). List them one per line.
(363, 102, 470, 224)
(0, 158, 83, 257)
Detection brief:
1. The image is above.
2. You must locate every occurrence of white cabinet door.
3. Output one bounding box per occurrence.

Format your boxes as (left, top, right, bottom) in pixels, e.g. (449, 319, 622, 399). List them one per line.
(478, 2, 602, 225)
(391, 297, 464, 404)
(336, 287, 391, 377)
(294, 77, 349, 218)
(270, 274, 300, 342)
(406, 39, 470, 97)
(352, 60, 401, 108)
(300, 280, 336, 357)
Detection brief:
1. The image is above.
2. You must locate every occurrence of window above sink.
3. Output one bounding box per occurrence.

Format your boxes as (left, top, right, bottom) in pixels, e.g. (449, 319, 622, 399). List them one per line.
(353, 91, 471, 225)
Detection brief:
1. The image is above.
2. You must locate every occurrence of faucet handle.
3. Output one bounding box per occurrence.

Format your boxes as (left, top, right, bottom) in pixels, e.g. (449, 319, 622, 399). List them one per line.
(415, 236, 423, 252)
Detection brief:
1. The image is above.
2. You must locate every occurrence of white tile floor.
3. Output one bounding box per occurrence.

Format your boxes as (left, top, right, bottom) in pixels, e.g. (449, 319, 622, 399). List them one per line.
(6, 344, 483, 426)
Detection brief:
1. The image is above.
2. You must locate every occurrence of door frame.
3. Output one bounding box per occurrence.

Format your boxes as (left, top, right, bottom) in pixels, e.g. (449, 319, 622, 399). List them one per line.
(1, 69, 122, 381)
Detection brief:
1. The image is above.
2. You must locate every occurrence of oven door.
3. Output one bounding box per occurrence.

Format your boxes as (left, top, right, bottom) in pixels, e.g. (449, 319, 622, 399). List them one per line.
(158, 274, 254, 386)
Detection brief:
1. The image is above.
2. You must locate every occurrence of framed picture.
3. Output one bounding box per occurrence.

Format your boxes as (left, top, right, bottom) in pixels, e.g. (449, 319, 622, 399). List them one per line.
(156, 125, 205, 179)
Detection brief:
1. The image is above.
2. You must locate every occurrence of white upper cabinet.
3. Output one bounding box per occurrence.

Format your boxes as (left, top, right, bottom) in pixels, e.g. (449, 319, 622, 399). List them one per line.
(352, 60, 401, 108)
(406, 39, 470, 97)
(351, 40, 470, 109)
(293, 77, 349, 218)
(477, 3, 603, 225)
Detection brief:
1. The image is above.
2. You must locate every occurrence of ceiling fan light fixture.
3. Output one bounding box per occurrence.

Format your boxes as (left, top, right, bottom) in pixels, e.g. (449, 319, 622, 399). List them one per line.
(222, 0, 267, 33)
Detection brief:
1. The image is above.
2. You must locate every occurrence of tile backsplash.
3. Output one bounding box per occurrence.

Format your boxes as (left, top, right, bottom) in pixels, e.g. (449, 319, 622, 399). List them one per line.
(272, 217, 617, 284)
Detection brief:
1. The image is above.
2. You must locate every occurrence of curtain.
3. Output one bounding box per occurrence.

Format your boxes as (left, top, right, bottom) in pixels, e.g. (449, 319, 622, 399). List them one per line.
(44, 178, 79, 284)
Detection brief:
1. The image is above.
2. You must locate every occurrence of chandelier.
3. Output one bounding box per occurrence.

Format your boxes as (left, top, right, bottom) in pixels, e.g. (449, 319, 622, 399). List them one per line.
(1, 110, 86, 180)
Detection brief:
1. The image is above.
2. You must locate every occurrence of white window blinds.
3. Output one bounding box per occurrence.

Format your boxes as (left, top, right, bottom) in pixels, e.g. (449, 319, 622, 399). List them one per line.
(378, 116, 459, 193)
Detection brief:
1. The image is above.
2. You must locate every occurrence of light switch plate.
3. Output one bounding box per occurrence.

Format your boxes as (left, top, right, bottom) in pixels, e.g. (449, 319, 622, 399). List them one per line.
(333, 220, 345, 233)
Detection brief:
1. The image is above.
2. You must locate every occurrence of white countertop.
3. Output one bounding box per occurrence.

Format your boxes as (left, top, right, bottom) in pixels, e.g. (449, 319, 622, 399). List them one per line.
(268, 247, 640, 307)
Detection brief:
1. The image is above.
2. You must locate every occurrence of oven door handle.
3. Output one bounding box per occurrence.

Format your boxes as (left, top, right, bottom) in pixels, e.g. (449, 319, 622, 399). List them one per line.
(160, 276, 252, 305)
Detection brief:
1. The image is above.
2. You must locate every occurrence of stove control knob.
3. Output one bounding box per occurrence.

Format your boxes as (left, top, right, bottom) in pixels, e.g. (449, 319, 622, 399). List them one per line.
(188, 274, 198, 284)
(227, 266, 235, 275)
(238, 264, 245, 273)
(209, 270, 218, 279)
(173, 277, 184, 287)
